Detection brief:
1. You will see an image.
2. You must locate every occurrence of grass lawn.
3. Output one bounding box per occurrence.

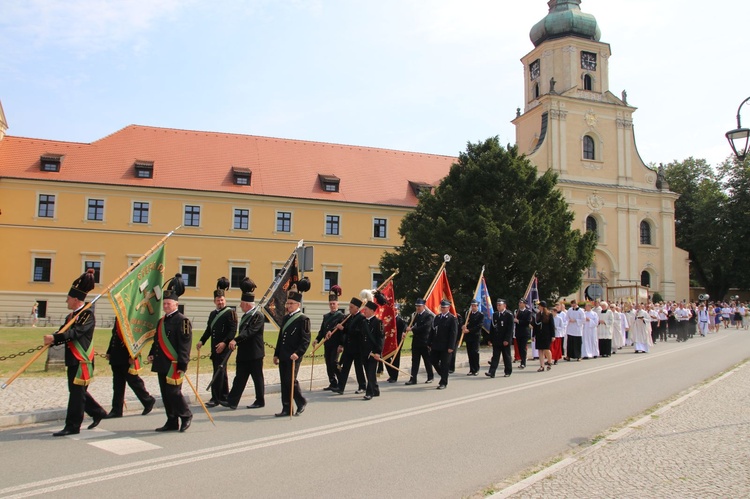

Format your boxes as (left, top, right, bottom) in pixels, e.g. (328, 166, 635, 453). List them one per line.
(0, 327, 414, 379)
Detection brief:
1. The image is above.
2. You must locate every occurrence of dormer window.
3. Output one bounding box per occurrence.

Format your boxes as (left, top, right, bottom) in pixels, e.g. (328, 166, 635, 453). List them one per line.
(318, 174, 340, 192)
(40, 154, 63, 172)
(232, 167, 252, 186)
(409, 181, 433, 197)
(134, 161, 154, 179)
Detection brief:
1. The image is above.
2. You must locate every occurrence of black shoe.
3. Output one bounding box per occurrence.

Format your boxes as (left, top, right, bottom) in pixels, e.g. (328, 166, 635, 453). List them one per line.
(404, 380, 417, 385)
(52, 427, 79, 437)
(105, 410, 122, 419)
(330, 389, 344, 395)
(355, 389, 365, 394)
(142, 398, 155, 416)
(179, 415, 192, 432)
(295, 403, 307, 416)
(519, 364, 526, 369)
(219, 400, 237, 410)
(485, 372, 495, 378)
(205, 401, 219, 408)
(436, 385, 446, 390)
(87, 415, 104, 430)
(363, 395, 373, 400)
(275, 411, 291, 417)
(387, 378, 397, 383)
(247, 402, 265, 409)
(323, 385, 335, 391)
(424, 378, 434, 384)
(503, 374, 511, 377)
(155, 422, 179, 432)
(448, 370, 455, 374)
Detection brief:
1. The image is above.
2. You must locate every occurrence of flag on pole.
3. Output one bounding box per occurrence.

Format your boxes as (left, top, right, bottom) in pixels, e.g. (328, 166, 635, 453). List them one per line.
(425, 268, 457, 316)
(263, 255, 299, 329)
(108, 244, 166, 358)
(523, 274, 539, 309)
(375, 281, 399, 358)
(474, 276, 494, 333)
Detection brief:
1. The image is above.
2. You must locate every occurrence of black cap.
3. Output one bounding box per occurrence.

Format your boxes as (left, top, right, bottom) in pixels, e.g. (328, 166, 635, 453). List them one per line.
(471, 299, 480, 305)
(239, 277, 256, 303)
(68, 269, 96, 300)
(350, 297, 363, 308)
(364, 301, 378, 311)
(497, 298, 506, 304)
(288, 291, 303, 303)
(415, 298, 426, 306)
(329, 284, 342, 302)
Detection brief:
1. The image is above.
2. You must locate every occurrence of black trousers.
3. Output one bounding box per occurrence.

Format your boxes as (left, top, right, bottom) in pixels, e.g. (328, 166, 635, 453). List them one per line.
(323, 342, 340, 387)
(516, 334, 530, 366)
(209, 355, 230, 402)
(363, 355, 380, 397)
(409, 343, 434, 382)
(157, 373, 192, 424)
(566, 335, 582, 359)
(465, 336, 480, 373)
(598, 338, 612, 356)
(110, 363, 153, 414)
(278, 359, 306, 411)
(489, 342, 512, 376)
(227, 358, 265, 406)
(65, 366, 106, 430)
(430, 349, 451, 386)
(385, 347, 403, 381)
(338, 350, 366, 392)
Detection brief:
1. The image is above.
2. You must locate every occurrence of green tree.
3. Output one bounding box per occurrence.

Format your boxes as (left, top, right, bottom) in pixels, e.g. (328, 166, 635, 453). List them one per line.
(380, 137, 597, 314)
(719, 155, 750, 290)
(663, 157, 731, 299)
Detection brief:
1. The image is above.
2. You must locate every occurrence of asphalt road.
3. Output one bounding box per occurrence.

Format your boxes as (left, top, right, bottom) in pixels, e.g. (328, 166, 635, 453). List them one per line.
(1, 332, 747, 499)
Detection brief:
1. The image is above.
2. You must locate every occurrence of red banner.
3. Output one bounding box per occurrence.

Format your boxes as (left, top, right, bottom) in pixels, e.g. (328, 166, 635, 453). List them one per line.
(425, 268, 457, 316)
(375, 281, 399, 358)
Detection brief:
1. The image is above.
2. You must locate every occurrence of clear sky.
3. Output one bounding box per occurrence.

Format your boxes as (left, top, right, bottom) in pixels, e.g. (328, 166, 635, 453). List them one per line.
(1, 0, 747, 167)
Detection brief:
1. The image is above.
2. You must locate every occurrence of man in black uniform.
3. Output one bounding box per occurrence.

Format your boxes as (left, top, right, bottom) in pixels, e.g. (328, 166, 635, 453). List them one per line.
(44, 269, 108, 436)
(385, 306, 406, 383)
(488, 298, 515, 378)
(313, 285, 344, 391)
(197, 277, 237, 407)
(273, 282, 311, 417)
(148, 274, 193, 432)
(222, 277, 265, 410)
(360, 300, 384, 400)
(429, 300, 458, 390)
(105, 318, 155, 418)
(405, 298, 434, 385)
(462, 299, 484, 375)
(333, 297, 367, 394)
(514, 299, 533, 369)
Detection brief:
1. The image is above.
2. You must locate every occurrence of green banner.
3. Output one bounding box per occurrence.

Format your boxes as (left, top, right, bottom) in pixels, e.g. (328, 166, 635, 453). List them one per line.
(108, 245, 166, 357)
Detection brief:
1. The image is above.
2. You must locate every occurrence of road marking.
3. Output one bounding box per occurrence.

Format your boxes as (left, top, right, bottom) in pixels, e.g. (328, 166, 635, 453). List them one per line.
(87, 437, 161, 456)
(0, 335, 725, 498)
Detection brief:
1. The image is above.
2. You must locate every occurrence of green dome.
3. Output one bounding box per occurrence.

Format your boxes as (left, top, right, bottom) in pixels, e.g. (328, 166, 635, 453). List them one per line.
(530, 0, 601, 47)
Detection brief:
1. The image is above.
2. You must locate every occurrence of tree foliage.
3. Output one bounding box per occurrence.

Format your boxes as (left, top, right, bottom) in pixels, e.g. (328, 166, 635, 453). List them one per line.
(664, 155, 750, 300)
(380, 137, 597, 314)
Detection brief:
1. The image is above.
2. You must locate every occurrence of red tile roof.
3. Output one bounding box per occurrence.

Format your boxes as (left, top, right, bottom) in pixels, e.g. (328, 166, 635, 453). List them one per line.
(0, 125, 457, 207)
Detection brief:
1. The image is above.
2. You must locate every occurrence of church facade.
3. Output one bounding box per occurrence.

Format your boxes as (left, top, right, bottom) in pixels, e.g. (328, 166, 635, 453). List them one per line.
(512, 0, 689, 302)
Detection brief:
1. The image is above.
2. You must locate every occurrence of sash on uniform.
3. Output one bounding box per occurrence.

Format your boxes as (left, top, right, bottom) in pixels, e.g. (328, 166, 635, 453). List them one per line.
(281, 313, 301, 335)
(69, 339, 95, 386)
(210, 307, 231, 330)
(157, 318, 183, 385)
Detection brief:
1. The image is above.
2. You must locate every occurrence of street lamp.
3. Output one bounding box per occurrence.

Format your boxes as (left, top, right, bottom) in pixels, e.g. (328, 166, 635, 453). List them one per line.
(726, 96, 750, 160)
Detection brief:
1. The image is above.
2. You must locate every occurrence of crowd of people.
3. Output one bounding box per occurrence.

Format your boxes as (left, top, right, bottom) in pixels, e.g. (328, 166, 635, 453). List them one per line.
(41, 267, 748, 436)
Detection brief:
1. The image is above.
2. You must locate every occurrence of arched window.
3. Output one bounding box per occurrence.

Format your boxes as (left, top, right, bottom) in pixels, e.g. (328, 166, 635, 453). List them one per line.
(640, 220, 652, 245)
(583, 74, 592, 91)
(586, 215, 598, 236)
(641, 270, 651, 287)
(583, 136, 595, 160)
(534, 83, 540, 99)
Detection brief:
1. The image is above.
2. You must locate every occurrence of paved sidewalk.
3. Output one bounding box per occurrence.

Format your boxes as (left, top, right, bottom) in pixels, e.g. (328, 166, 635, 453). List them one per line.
(492, 360, 750, 498)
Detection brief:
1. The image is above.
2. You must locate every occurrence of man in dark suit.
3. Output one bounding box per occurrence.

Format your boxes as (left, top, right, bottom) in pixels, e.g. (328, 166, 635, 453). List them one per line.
(429, 300, 458, 390)
(488, 299, 515, 378)
(405, 298, 434, 385)
(360, 301, 384, 400)
(43, 269, 108, 436)
(313, 285, 344, 391)
(462, 299, 484, 375)
(105, 318, 155, 418)
(273, 288, 311, 417)
(222, 277, 265, 410)
(514, 299, 533, 369)
(148, 274, 193, 432)
(334, 297, 367, 394)
(197, 277, 237, 407)
(385, 309, 406, 383)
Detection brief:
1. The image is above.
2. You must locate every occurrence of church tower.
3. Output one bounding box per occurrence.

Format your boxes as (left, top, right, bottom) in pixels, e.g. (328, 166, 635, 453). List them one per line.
(512, 0, 689, 301)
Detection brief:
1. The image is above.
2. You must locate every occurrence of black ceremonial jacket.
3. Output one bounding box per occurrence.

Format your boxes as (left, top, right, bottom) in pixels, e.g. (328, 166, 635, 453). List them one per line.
(200, 306, 238, 359)
(274, 310, 311, 361)
(149, 311, 192, 373)
(234, 308, 265, 362)
(52, 307, 96, 368)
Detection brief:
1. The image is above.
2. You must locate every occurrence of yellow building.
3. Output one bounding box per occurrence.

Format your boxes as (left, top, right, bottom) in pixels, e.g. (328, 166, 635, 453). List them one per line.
(512, 0, 689, 302)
